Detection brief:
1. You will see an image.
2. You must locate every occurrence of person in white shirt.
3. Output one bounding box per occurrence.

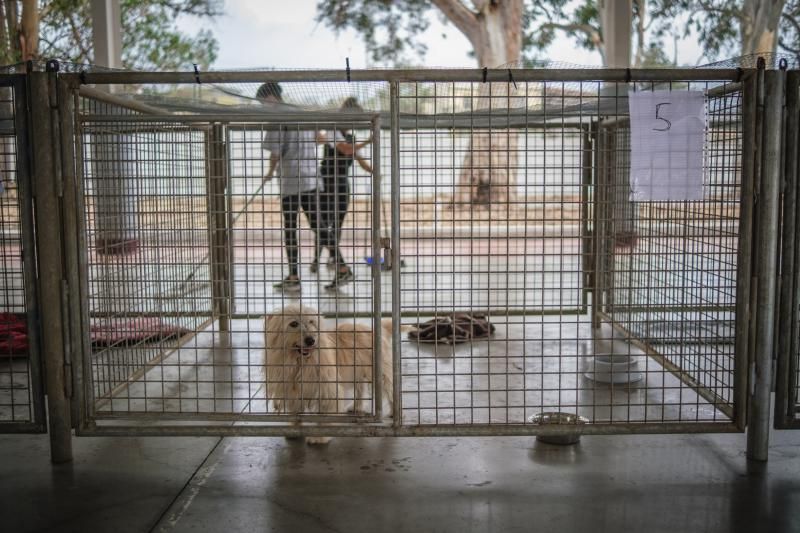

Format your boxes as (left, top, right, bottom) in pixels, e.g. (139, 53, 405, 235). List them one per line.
(259, 82, 322, 293)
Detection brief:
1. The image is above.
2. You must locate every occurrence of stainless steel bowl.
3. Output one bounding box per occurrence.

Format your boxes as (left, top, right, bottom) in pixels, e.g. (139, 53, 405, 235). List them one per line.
(528, 411, 590, 445)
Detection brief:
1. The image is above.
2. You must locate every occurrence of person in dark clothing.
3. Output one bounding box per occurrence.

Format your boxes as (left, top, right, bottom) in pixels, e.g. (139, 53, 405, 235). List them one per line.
(313, 97, 373, 290)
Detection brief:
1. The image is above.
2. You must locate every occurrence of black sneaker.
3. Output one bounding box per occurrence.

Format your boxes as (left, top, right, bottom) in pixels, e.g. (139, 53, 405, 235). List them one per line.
(324, 267, 354, 290)
(273, 276, 301, 293)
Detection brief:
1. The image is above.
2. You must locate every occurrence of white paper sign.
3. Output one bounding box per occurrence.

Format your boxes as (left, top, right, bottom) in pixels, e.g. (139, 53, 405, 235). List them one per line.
(628, 90, 706, 201)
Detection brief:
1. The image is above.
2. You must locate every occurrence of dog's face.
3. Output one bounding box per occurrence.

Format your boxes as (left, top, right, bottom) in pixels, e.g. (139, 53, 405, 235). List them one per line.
(265, 305, 321, 360)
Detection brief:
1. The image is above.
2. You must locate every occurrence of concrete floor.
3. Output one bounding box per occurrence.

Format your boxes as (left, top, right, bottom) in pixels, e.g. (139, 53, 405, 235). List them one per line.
(1, 428, 799, 533)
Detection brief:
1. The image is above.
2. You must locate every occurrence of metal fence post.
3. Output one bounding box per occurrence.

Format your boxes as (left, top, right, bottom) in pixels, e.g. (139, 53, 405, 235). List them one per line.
(775, 70, 800, 429)
(747, 65, 784, 461)
(390, 81, 401, 426)
(30, 67, 72, 463)
(208, 123, 230, 331)
(734, 70, 758, 431)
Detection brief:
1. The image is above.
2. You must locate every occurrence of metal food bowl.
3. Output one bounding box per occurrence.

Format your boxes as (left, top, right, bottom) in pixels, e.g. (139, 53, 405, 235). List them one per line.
(529, 411, 590, 445)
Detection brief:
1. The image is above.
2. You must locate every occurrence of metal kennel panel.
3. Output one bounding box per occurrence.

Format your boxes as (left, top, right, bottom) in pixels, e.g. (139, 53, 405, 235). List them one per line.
(76, 105, 217, 419)
(776, 70, 800, 430)
(72, 89, 386, 430)
(391, 73, 749, 431)
(223, 112, 385, 423)
(0, 75, 45, 432)
(594, 81, 745, 424)
(60, 68, 753, 438)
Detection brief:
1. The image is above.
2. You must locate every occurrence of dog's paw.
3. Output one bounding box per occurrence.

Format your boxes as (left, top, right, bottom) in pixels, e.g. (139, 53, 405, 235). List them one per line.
(306, 436, 332, 445)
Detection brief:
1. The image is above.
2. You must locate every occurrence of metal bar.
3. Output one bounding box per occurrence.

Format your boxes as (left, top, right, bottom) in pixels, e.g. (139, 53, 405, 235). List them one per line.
(57, 73, 85, 429)
(371, 114, 382, 418)
(78, 86, 171, 116)
(72, 68, 742, 85)
(706, 81, 743, 98)
(30, 71, 72, 462)
(734, 72, 760, 430)
(747, 68, 784, 461)
(14, 74, 46, 432)
(775, 70, 799, 429)
(390, 81, 401, 427)
(80, 112, 380, 124)
(207, 123, 230, 331)
(77, 421, 742, 438)
(79, 112, 740, 132)
(71, 87, 95, 429)
(581, 125, 593, 311)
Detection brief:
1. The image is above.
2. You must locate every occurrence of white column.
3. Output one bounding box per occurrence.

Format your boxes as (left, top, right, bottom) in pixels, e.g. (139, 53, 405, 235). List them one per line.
(90, 0, 123, 69)
(600, 0, 632, 68)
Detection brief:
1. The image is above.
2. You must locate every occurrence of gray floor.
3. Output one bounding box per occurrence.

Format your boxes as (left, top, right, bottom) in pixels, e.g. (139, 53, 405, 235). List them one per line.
(1, 428, 799, 533)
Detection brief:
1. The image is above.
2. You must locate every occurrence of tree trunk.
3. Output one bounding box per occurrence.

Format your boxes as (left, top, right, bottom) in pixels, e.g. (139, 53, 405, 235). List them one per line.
(633, 0, 646, 67)
(5, 0, 19, 62)
(433, 0, 523, 206)
(741, 0, 785, 55)
(19, 0, 38, 61)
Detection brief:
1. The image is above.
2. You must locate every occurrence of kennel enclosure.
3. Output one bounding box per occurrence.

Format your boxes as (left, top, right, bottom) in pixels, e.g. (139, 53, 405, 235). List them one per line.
(4, 63, 795, 462)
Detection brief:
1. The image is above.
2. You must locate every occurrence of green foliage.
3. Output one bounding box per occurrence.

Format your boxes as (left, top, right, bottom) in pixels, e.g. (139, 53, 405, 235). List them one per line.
(648, 0, 741, 61)
(315, 0, 434, 65)
(780, 0, 800, 54)
(38, 0, 222, 69)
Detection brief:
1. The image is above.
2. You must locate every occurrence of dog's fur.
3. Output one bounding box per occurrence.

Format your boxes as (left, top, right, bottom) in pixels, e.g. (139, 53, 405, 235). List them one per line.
(265, 304, 393, 444)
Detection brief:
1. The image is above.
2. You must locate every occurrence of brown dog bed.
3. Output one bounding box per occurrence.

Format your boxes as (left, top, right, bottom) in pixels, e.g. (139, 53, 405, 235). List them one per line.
(408, 313, 495, 345)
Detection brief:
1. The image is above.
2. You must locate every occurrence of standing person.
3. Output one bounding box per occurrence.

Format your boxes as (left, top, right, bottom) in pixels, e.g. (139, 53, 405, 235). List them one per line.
(313, 97, 373, 290)
(259, 82, 322, 293)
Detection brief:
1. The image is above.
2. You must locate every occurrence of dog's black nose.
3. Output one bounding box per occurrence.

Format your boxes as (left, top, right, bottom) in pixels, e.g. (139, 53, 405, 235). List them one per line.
(304, 336, 315, 347)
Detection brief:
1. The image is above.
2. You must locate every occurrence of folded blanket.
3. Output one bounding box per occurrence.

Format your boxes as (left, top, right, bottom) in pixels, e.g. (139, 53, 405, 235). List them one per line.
(0, 312, 28, 356)
(408, 313, 495, 345)
(90, 318, 191, 348)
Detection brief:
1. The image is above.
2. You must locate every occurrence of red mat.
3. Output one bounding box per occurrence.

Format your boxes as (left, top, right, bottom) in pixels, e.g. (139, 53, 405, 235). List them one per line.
(90, 318, 191, 348)
(0, 313, 28, 357)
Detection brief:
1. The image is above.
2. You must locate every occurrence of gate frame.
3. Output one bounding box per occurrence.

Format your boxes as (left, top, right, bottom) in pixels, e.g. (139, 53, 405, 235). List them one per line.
(48, 68, 755, 441)
(0, 72, 46, 435)
(776, 69, 800, 430)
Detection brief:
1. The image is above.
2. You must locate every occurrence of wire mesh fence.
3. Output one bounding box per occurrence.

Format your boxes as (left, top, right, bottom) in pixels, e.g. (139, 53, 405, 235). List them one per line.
(55, 69, 753, 436)
(0, 78, 42, 431)
(395, 78, 742, 428)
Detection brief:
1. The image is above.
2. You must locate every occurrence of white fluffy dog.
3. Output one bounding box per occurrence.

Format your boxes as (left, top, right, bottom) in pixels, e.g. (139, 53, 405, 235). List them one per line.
(264, 304, 393, 444)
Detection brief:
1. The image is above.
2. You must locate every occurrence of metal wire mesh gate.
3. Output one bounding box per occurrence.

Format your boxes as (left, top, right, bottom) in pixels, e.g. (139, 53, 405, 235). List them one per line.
(392, 76, 745, 431)
(0, 74, 45, 433)
(34, 67, 762, 439)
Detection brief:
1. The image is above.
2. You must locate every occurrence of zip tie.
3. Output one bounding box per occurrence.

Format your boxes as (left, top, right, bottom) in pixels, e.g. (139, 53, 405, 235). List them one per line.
(779, 57, 788, 70)
(46, 59, 60, 73)
(736, 67, 743, 83)
(79, 70, 87, 85)
(193, 63, 201, 84)
(507, 69, 517, 89)
(625, 68, 631, 83)
(346, 57, 351, 82)
(482, 67, 488, 83)
(757, 56, 766, 70)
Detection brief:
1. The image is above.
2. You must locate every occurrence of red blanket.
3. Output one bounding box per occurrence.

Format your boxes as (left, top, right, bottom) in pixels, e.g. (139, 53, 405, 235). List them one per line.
(0, 313, 28, 356)
(90, 318, 191, 348)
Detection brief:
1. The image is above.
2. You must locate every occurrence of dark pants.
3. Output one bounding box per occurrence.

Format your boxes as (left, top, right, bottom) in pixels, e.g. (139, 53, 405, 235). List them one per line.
(315, 174, 350, 267)
(281, 192, 324, 277)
